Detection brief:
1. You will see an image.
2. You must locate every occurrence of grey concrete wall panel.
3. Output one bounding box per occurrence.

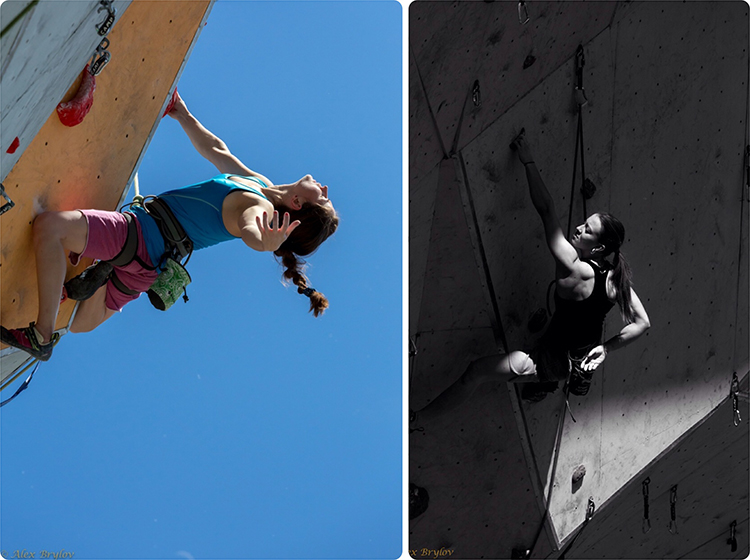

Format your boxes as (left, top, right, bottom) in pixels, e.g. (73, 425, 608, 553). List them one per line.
(0, 0, 133, 181)
(410, 384, 555, 559)
(561, 393, 749, 558)
(410, 45, 446, 186)
(411, 158, 497, 410)
(410, 163, 440, 332)
(409, 1, 618, 178)
(411, 0, 749, 556)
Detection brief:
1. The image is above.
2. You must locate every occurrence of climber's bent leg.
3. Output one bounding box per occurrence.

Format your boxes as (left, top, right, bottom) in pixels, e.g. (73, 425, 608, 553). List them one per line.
(416, 351, 538, 422)
(33, 211, 89, 343)
(69, 284, 117, 333)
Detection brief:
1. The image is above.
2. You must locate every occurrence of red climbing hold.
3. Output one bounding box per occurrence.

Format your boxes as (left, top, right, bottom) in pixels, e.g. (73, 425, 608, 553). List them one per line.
(6, 137, 20, 154)
(56, 66, 97, 127)
(162, 88, 179, 118)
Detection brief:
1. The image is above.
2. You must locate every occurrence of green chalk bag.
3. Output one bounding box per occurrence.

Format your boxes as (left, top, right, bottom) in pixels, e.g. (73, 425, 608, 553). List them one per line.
(147, 257, 191, 311)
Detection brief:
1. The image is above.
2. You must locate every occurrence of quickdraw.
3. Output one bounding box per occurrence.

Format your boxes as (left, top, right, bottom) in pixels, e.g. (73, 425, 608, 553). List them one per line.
(668, 485, 678, 534)
(728, 520, 738, 552)
(641, 477, 651, 534)
(517, 0, 530, 25)
(89, 37, 111, 76)
(731, 372, 742, 426)
(0, 183, 15, 215)
(96, 0, 116, 36)
(472, 80, 481, 108)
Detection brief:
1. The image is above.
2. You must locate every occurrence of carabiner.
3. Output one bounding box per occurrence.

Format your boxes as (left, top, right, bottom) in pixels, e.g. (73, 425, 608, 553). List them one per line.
(89, 37, 111, 76)
(0, 183, 15, 216)
(472, 80, 481, 108)
(517, 0, 530, 25)
(96, 0, 116, 36)
(585, 497, 595, 521)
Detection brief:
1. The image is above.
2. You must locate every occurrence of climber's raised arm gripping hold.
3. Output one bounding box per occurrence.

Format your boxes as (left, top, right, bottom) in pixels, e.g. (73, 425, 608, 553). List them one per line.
(0, 93, 339, 363)
(414, 129, 649, 423)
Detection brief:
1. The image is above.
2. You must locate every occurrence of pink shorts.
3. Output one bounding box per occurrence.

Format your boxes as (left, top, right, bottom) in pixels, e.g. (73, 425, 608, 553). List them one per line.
(70, 209, 160, 311)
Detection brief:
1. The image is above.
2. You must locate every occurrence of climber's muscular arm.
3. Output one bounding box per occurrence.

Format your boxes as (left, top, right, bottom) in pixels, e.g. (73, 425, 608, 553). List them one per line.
(166, 92, 270, 181)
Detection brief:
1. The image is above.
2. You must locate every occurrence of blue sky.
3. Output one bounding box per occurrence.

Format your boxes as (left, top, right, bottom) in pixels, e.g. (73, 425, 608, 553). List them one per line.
(1, 2, 403, 559)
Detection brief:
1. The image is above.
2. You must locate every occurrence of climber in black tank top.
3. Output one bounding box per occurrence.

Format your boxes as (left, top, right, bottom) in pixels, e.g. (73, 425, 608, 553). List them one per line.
(413, 131, 651, 423)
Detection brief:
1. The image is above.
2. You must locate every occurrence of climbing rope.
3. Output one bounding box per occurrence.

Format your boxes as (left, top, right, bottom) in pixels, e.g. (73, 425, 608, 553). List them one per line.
(0, 359, 41, 408)
(526, 388, 570, 556)
(558, 497, 596, 559)
(566, 45, 595, 239)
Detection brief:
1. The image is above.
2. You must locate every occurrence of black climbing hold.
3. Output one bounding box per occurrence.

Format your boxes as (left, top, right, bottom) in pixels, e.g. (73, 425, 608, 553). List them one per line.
(581, 178, 597, 200)
(523, 54, 536, 69)
(572, 465, 586, 493)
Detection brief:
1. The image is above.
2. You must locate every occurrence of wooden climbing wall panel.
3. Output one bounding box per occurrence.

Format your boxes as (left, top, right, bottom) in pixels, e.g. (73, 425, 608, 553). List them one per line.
(0, 1, 212, 358)
(410, 0, 749, 555)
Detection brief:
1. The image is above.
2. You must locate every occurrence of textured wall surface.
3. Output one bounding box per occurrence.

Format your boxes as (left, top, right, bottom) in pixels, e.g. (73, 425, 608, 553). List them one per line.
(410, 1, 748, 556)
(0, 1, 212, 383)
(0, 0, 133, 179)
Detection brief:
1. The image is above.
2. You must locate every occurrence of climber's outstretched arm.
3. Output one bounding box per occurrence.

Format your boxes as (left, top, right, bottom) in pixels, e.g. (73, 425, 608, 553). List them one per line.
(513, 134, 580, 274)
(167, 93, 270, 182)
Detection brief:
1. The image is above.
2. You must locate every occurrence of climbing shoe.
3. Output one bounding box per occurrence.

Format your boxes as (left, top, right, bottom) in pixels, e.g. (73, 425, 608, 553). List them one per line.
(521, 381, 558, 402)
(64, 260, 113, 301)
(569, 365, 594, 396)
(0, 322, 59, 361)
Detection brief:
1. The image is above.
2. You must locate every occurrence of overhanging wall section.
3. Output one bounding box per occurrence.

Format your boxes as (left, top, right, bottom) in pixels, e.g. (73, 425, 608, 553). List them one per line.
(0, 1, 212, 366)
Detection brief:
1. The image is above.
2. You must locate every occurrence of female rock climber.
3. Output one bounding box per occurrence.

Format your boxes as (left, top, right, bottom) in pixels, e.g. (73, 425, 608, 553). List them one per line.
(415, 130, 650, 420)
(1, 92, 339, 362)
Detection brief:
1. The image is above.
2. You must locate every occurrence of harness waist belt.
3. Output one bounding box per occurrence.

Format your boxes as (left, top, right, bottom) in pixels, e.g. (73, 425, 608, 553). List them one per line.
(143, 197, 193, 261)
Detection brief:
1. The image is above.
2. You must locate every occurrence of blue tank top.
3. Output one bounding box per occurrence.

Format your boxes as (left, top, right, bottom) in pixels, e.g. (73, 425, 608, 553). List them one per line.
(132, 174, 269, 265)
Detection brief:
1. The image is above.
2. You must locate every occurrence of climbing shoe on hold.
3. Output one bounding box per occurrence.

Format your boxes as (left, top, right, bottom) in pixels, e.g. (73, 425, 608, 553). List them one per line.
(64, 260, 113, 301)
(0, 323, 59, 361)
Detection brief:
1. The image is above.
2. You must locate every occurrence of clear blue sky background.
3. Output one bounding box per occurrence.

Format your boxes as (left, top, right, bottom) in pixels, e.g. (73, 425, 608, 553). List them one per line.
(1, 1, 402, 559)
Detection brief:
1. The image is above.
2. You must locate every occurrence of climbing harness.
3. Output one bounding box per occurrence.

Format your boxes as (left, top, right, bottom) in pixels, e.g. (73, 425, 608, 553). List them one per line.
(99, 175, 194, 309)
(559, 497, 595, 559)
(668, 485, 678, 534)
(641, 477, 651, 534)
(731, 372, 742, 426)
(0, 183, 15, 215)
(0, 359, 40, 408)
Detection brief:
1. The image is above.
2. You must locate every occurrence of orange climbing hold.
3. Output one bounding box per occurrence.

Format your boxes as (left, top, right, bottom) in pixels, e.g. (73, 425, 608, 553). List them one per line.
(56, 66, 96, 127)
